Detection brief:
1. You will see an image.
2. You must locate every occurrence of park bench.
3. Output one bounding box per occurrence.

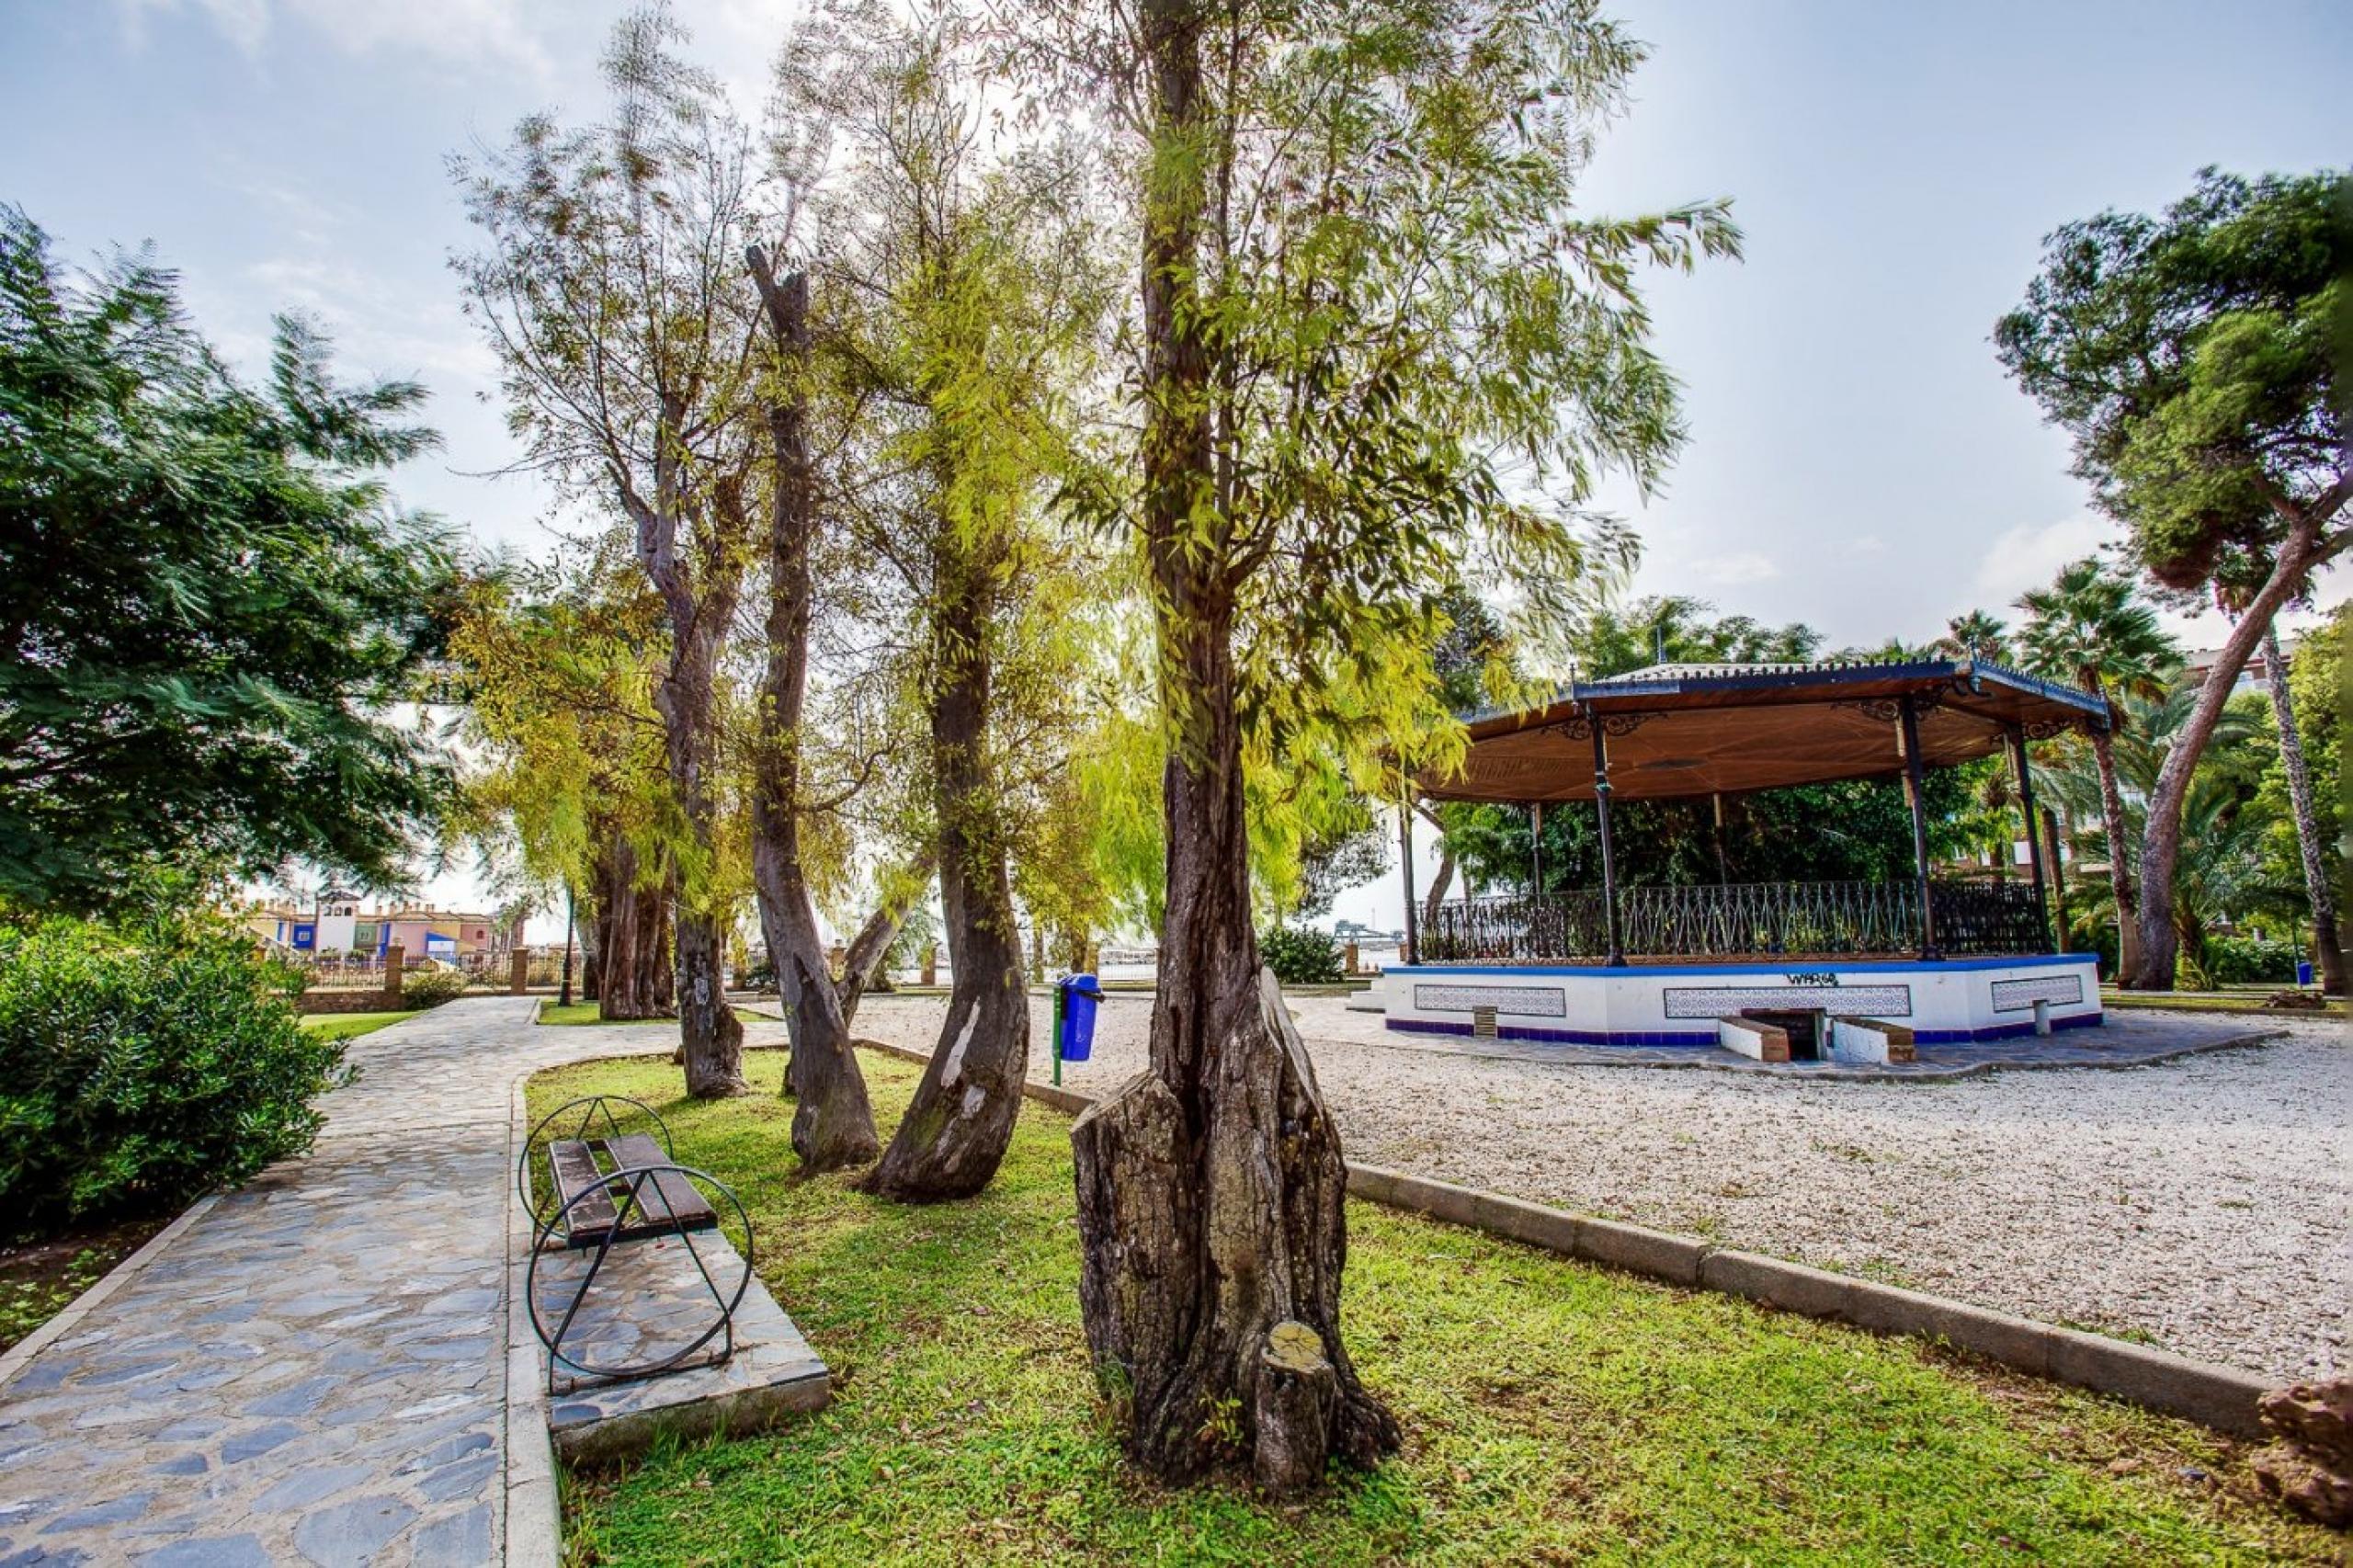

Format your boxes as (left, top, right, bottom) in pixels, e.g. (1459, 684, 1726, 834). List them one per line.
(540, 1131, 718, 1248)
(517, 1096, 754, 1392)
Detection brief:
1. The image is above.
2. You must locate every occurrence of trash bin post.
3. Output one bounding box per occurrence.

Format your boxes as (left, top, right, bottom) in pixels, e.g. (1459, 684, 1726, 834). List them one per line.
(1052, 972, 1104, 1086)
(1051, 980, 1066, 1087)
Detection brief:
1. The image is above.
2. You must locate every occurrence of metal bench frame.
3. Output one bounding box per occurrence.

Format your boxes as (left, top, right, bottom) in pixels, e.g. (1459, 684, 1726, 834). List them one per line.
(517, 1095, 755, 1392)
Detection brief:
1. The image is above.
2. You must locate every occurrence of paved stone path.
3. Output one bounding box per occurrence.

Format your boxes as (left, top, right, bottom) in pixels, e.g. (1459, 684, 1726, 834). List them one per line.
(0, 997, 780, 1567)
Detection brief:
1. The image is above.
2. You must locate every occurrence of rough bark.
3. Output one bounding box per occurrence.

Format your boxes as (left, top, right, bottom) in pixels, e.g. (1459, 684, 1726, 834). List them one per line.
(587, 835, 677, 1021)
(2088, 727, 2141, 983)
(837, 850, 937, 1029)
(1071, 6, 1398, 1484)
(1415, 805, 1457, 925)
(2261, 623, 2346, 994)
(632, 388, 746, 1096)
(746, 247, 877, 1169)
(865, 585, 1029, 1199)
(2130, 511, 2341, 988)
(2041, 806, 2069, 954)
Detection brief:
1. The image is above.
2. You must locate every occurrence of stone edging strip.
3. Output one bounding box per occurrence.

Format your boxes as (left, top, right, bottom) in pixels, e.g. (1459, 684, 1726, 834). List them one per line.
(503, 1074, 564, 1568)
(0, 1191, 221, 1396)
(852, 1038, 2274, 1441)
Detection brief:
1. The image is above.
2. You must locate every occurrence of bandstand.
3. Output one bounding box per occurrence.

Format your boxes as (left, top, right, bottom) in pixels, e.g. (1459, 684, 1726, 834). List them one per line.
(1382, 658, 2109, 1063)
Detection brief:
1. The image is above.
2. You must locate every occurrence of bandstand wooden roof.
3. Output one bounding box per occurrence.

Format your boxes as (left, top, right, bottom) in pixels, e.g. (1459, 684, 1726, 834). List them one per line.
(1415, 658, 2110, 805)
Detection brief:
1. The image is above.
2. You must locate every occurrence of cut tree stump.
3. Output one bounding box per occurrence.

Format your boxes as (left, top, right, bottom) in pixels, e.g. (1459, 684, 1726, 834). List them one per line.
(1254, 1320, 1337, 1492)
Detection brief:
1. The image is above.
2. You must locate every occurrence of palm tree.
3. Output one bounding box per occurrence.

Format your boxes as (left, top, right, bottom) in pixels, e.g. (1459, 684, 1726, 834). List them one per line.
(2259, 621, 2345, 993)
(2015, 559, 2178, 984)
(1936, 609, 2011, 664)
(2034, 680, 2277, 982)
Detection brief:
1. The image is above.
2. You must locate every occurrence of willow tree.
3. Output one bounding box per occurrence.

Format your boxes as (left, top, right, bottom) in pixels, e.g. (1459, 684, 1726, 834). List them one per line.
(450, 565, 679, 1020)
(1996, 167, 2348, 989)
(778, 0, 1112, 1196)
(1014, 0, 1735, 1489)
(455, 15, 765, 1094)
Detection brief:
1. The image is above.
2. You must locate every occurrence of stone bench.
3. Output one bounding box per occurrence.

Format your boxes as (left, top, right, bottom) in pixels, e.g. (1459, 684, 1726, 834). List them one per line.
(1827, 1016, 1916, 1064)
(1717, 1014, 1792, 1062)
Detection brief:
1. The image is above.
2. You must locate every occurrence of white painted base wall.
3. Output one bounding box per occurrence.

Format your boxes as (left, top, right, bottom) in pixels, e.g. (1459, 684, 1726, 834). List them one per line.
(1381, 954, 2101, 1047)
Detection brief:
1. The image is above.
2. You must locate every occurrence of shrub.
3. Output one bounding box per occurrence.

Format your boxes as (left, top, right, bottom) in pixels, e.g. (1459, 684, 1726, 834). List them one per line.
(2203, 934, 2302, 986)
(0, 915, 350, 1232)
(1259, 924, 1344, 985)
(400, 965, 472, 1008)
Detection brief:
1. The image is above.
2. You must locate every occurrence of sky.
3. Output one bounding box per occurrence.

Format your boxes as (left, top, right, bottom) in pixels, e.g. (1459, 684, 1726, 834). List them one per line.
(4, 0, 2347, 941)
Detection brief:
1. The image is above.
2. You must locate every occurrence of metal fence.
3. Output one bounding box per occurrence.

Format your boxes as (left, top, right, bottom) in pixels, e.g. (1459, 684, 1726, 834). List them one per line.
(1419, 880, 2045, 963)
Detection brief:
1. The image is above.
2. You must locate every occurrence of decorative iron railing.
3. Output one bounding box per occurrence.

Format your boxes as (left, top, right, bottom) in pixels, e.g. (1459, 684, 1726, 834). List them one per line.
(1417, 880, 2045, 963)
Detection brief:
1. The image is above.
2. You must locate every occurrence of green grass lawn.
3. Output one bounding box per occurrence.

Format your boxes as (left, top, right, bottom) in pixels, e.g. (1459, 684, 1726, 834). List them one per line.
(529, 1050, 2331, 1566)
(537, 1001, 767, 1027)
(297, 1009, 418, 1041)
(2101, 991, 2343, 1017)
(0, 1217, 166, 1352)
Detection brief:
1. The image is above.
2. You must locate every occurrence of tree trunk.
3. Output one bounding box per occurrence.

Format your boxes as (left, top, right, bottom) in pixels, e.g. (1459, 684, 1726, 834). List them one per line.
(2131, 516, 2336, 989)
(746, 248, 877, 1169)
(647, 568, 746, 1096)
(865, 586, 1029, 1199)
(1415, 807, 1456, 925)
(2262, 623, 2346, 994)
(837, 850, 937, 1029)
(2042, 805, 2068, 954)
(579, 894, 604, 1005)
(2089, 728, 2141, 983)
(1073, 3, 1398, 1486)
(646, 868, 676, 1014)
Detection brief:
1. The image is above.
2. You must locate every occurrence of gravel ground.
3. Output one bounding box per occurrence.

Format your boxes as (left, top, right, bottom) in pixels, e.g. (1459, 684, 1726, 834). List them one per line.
(853, 991, 2351, 1381)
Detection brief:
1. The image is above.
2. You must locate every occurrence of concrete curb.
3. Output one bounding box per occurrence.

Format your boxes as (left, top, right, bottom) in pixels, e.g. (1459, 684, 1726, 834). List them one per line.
(1346, 1163, 2271, 1438)
(847, 1041, 2276, 1442)
(857, 1036, 1096, 1114)
(0, 1191, 222, 1396)
(502, 1075, 564, 1568)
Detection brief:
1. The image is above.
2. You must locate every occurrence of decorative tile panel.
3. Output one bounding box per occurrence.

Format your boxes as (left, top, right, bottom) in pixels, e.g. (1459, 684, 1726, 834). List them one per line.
(1662, 983, 1913, 1018)
(1991, 973, 2085, 1012)
(1412, 983, 1567, 1017)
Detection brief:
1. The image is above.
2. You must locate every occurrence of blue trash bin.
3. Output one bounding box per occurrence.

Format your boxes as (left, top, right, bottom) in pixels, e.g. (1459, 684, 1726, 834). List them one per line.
(1056, 973, 1103, 1063)
(2297, 960, 2314, 988)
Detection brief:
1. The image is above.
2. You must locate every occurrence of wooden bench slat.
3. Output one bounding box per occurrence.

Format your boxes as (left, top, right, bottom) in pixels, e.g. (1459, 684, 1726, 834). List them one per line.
(601, 1133, 718, 1237)
(547, 1139, 617, 1245)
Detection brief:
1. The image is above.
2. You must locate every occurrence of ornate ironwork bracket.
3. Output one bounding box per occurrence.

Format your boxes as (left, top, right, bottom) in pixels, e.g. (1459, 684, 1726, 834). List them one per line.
(1836, 694, 1945, 723)
(1548, 710, 1651, 741)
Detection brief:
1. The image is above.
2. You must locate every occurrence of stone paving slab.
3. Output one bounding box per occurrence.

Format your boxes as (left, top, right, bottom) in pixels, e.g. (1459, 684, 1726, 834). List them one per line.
(0, 997, 796, 1566)
(528, 1233, 827, 1468)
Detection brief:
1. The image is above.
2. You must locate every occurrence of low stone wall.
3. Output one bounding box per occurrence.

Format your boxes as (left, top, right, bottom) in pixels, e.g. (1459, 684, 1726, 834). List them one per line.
(297, 989, 407, 1016)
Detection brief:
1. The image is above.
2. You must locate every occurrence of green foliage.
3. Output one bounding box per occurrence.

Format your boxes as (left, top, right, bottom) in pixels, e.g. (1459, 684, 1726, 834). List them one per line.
(1570, 593, 1820, 680)
(0, 915, 348, 1232)
(0, 209, 460, 914)
(2256, 605, 2345, 894)
(1257, 923, 1345, 985)
(2013, 558, 2179, 699)
(532, 1050, 2330, 1563)
(2200, 934, 2302, 986)
(398, 966, 471, 1010)
(1995, 167, 2349, 595)
(2033, 678, 2297, 983)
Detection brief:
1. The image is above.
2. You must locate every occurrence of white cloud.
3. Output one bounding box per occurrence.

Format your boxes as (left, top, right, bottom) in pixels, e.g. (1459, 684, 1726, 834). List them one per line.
(119, 0, 554, 76)
(1688, 550, 1782, 586)
(1968, 512, 2116, 610)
